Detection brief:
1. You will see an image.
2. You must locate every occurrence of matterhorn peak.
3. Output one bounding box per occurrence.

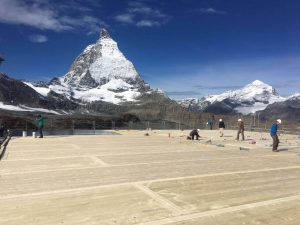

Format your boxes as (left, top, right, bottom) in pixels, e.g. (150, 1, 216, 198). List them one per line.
(48, 27, 151, 104)
(100, 28, 110, 39)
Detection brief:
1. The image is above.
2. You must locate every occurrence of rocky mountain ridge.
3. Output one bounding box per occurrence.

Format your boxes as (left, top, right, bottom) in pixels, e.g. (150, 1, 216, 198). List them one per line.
(178, 80, 299, 115)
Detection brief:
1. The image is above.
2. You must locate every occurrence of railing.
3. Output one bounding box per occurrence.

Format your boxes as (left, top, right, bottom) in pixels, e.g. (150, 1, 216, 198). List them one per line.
(2, 118, 300, 136)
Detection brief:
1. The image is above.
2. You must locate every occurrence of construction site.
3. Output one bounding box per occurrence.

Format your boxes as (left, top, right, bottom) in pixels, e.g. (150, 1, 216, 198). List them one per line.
(1, 129, 300, 225)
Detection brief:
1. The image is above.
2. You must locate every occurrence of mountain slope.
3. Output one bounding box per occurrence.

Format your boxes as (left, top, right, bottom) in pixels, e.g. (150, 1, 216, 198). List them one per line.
(178, 80, 287, 115)
(0, 73, 78, 114)
(259, 93, 300, 121)
(27, 29, 152, 105)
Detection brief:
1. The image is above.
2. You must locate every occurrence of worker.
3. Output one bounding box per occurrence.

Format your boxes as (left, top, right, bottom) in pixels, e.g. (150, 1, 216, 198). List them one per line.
(218, 119, 225, 137)
(270, 119, 282, 152)
(0, 124, 8, 137)
(237, 118, 245, 141)
(36, 115, 45, 138)
(207, 119, 213, 130)
(187, 129, 201, 140)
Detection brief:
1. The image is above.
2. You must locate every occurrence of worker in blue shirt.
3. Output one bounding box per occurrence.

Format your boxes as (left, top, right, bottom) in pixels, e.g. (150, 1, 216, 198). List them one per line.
(270, 119, 282, 152)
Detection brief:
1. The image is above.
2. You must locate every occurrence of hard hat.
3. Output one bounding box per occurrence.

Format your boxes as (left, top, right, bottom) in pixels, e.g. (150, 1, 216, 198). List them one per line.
(197, 129, 200, 132)
(238, 119, 242, 122)
(219, 119, 222, 122)
(276, 119, 282, 124)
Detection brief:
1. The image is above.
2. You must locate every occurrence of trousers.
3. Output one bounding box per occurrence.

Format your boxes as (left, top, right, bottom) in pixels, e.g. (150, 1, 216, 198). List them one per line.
(271, 135, 279, 150)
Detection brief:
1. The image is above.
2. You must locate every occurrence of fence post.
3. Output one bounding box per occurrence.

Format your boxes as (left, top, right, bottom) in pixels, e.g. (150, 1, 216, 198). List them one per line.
(93, 121, 95, 134)
(72, 120, 75, 135)
(112, 121, 115, 130)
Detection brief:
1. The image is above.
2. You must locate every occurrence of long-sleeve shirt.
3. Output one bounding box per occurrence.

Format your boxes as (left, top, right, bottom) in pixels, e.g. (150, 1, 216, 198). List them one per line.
(270, 123, 278, 136)
(238, 121, 244, 130)
(36, 117, 44, 127)
(219, 121, 225, 128)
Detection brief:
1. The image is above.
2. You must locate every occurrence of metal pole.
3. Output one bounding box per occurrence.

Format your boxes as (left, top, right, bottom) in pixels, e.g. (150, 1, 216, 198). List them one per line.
(72, 120, 75, 135)
(93, 121, 95, 134)
(112, 121, 115, 130)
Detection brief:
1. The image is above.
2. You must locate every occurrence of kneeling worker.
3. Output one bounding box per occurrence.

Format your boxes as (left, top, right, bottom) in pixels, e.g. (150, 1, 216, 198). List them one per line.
(187, 129, 201, 140)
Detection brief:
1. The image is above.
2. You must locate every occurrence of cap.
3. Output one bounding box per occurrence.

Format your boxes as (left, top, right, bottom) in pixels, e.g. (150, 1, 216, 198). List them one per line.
(276, 119, 282, 124)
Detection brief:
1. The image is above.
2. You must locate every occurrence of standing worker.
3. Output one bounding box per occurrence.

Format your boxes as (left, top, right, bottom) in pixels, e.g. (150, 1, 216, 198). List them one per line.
(236, 118, 245, 141)
(0, 124, 8, 137)
(187, 129, 201, 140)
(36, 115, 44, 138)
(218, 119, 225, 137)
(208, 119, 213, 130)
(270, 119, 282, 152)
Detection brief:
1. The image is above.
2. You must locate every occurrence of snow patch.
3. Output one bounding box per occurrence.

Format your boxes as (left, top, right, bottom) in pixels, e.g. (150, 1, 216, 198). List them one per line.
(0, 102, 64, 115)
(23, 82, 50, 97)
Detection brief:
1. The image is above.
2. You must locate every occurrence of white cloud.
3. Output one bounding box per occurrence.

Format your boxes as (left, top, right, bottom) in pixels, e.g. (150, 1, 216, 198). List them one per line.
(29, 34, 48, 43)
(115, 14, 135, 24)
(136, 20, 160, 27)
(115, 1, 170, 27)
(0, 0, 106, 33)
(196, 8, 227, 15)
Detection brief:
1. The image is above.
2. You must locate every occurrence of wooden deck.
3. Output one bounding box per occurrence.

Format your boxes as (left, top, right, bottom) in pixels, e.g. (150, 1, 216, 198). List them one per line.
(0, 130, 300, 225)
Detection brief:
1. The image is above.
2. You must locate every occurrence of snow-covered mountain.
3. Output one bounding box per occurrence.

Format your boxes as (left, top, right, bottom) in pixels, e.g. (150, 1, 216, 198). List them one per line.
(259, 92, 300, 121)
(178, 80, 290, 115)
(26, 29, 152, 105)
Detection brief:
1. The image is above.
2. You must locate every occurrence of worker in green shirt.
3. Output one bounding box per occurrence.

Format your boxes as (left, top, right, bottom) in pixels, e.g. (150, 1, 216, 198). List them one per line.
(36, 115, 44, 138)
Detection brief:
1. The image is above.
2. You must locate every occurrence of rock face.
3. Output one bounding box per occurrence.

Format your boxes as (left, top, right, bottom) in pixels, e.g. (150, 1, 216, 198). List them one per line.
(178, 80, 287, 115)
(0, 73, 78, 114)
(40, 29, 151, 105)
(0, 73, 42, 106)
(259, 94, 300, 121)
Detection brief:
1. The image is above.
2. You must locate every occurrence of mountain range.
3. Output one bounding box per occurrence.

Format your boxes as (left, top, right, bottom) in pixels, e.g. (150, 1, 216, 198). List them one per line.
(0, 29, 299, 122)
(177, 80, 300, 117)
(0, 29, 203, 124)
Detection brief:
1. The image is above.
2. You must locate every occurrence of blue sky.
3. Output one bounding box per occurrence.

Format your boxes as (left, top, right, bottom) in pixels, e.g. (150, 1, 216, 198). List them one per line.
(0, 0, 299, 99)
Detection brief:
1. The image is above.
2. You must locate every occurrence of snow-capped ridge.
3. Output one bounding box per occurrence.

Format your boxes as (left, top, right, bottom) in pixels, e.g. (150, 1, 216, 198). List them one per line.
(250, 80, 266, 86)
(288, 92, 300, 100)
(178, 80, 288, 115)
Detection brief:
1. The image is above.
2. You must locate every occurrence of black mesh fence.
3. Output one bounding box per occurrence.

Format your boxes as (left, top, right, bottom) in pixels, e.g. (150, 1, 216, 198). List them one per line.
(1, 116, 299, 136)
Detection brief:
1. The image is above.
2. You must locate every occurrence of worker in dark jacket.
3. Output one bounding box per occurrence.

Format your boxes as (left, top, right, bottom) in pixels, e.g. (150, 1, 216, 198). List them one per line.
(36, 115, 45, 138)
(187, 129, 200, 140)
(0, 124, 8, 137)
(207, 119, 213, 130)
(236, 118, 245, 141)
(270, 119, 281, 152)
(218, 119, 225, 137)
